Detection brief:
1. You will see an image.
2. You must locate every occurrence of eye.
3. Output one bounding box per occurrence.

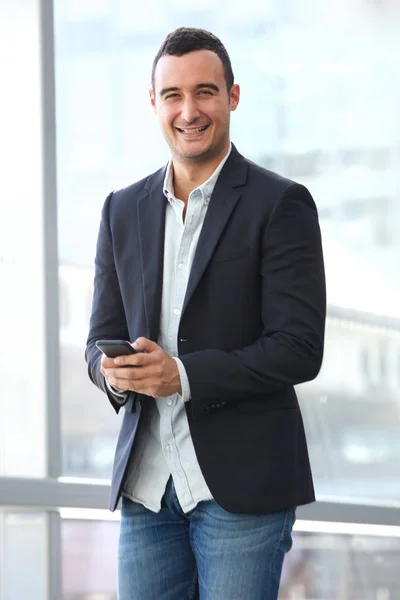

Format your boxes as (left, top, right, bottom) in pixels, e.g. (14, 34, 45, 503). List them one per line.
(165, 93, 179, 101)
(198, 90, 213, 96)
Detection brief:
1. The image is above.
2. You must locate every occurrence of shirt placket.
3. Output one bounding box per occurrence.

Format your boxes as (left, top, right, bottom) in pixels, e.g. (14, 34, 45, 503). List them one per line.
(160, 190, 204, 509)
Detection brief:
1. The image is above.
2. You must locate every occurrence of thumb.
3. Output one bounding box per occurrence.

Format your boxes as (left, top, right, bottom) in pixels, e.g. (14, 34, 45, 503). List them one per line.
(133, 337, 158, 353)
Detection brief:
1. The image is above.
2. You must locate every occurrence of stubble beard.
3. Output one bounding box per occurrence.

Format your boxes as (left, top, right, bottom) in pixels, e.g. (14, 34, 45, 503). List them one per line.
(166, 120, 230, 166)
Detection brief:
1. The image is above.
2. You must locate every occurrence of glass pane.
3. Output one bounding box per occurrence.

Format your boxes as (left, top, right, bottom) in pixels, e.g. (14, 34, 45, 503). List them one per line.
(0, 510, 48, 600)
(298, 319, 400, 502)
(55, 0, 400, 499)
(61, 517, 400, 600)
(0, 1, 46, 477)
(280, 529, 400, 600)
(62, 518, 118, 600)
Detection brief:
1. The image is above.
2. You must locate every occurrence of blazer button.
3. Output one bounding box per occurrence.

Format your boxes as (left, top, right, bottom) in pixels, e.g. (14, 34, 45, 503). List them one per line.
(179, 338, 188, 343)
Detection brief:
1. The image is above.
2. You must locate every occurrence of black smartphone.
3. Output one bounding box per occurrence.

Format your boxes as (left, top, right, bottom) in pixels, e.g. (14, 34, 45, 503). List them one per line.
(95, 339, 137, 358)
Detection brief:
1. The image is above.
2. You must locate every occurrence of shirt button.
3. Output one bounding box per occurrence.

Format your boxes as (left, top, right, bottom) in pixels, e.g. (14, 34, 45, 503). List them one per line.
(178, 263, 184, 270)
(165, 444, 171, 453)
(173, 308, 181, 316)
(167, 399, 173, 406)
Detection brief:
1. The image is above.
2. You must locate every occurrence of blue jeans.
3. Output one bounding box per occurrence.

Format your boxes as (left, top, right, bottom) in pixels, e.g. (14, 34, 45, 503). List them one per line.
(118, 477, 295, 599)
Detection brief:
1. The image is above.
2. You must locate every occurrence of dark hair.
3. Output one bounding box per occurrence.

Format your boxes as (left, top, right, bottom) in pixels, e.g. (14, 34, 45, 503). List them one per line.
(151, 27, 234, 91)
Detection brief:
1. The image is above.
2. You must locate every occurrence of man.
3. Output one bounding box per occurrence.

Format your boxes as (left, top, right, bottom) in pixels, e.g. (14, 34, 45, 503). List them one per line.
(86, 27, 326, 600)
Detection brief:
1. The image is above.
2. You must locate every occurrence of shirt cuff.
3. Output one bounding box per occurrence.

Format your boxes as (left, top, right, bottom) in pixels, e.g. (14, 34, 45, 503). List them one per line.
(105, 378, 128, 404)
(173, 357, 191, 402)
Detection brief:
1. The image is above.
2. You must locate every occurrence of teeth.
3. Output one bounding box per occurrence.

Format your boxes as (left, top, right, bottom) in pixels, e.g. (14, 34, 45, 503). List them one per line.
(181, 126, 207, 134)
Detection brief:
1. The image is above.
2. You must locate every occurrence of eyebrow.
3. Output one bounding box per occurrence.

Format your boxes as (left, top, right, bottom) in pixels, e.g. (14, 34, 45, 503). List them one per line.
(159, 86, 179, 97)
(159, 83, 220, 97)
(195, 83, 220, 93)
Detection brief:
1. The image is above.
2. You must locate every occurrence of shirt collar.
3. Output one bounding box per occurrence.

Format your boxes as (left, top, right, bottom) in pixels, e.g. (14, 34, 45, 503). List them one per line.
(163, 143, 232, 204)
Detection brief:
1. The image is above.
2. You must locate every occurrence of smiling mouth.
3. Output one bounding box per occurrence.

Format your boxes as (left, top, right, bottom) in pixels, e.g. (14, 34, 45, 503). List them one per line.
(175, 124, 210, 135)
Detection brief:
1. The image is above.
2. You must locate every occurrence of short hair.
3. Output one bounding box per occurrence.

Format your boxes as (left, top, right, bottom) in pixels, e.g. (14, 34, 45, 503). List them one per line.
(151, 27, 234, 91)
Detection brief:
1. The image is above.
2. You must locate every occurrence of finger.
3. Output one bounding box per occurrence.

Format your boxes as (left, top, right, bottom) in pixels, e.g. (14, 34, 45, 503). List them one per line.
(109, 373, 149, 392)
(108, 379, 129, 392)
(105, 369, 133, 384)
(108, 366, 159, 389)
(132, 337, 159, 353)
(114, 351, 157, 368)
(105, 364, 155, 382)
(101, 355, 119, 368)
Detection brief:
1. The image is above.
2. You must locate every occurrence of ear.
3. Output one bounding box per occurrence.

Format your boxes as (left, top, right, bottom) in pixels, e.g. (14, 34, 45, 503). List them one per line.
(149, 89, 157, 114)
(230, 84, 240, 112)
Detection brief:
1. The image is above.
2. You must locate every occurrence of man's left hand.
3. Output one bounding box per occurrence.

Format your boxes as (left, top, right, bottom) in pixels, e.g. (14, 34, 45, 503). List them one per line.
(101, 337, 182, 398)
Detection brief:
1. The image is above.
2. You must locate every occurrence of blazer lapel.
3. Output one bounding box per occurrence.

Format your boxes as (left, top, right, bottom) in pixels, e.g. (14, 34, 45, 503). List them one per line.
(137, 168, 166, 342)
(182, 147, 248, 314)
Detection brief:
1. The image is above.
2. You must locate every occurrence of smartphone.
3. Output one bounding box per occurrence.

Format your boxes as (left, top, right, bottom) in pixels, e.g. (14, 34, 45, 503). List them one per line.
(95, 339, 137, 358)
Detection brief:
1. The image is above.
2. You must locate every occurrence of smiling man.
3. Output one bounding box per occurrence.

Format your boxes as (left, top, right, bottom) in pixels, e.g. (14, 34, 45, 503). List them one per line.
(86, 27, 326, 600)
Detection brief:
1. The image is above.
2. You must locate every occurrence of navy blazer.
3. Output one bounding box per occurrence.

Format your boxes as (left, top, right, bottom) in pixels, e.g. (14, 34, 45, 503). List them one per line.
(86, 145, 326, 513)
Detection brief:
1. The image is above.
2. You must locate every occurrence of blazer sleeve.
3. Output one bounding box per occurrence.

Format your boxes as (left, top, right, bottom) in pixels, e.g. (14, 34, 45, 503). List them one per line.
(85, 191, 137, 413)
(180, 183, 326, 421)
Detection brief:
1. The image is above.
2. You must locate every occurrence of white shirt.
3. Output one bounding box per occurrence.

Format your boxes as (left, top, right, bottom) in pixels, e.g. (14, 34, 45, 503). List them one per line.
(122, 144, 232, 513)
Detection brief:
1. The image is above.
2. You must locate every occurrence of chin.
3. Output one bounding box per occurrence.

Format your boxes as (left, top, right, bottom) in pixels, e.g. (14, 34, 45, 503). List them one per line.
(179, 142, 215, 161)
(182, 150, 212, 163)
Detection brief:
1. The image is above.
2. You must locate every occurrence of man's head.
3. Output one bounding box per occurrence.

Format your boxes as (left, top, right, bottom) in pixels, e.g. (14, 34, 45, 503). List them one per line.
(150, 28, 240, 165)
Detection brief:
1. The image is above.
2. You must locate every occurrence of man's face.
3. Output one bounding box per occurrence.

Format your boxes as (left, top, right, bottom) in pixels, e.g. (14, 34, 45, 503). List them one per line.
(150, 50, 240, 163)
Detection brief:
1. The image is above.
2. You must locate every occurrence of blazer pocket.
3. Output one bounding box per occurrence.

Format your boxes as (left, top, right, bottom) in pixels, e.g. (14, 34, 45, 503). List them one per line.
(212, 246, 251, 264)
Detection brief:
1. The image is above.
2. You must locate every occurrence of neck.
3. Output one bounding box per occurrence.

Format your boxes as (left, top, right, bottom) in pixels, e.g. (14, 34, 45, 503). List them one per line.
(171, 142, 230, 203)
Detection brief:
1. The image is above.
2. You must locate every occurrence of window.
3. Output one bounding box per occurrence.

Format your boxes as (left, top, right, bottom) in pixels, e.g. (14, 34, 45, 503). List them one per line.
(1, 1, 400, 598)
(283, 152, 320, 178)
(62, 518, 119, 600)
(361, 348, 371, 383)
(59, 280, 70, 329)
(0, 510, 48, 600)
(379, 341, 388, 383)
(60, 515, 400, 600)
(0, 0, 47, 479)
(54, 1, 400, 502)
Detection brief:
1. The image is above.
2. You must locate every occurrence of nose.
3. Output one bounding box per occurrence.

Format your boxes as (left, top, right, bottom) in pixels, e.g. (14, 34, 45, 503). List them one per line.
(180, 96, 200, 124)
